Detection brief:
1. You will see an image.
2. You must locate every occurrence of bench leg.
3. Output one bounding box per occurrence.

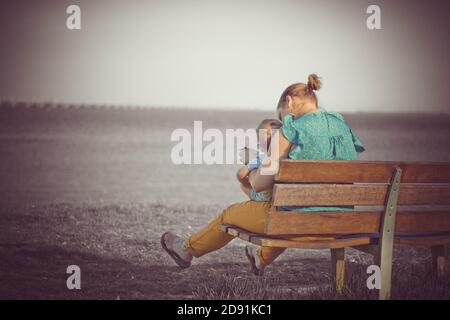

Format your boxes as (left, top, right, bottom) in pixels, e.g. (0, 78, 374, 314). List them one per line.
(331, 248, 345, 294)
(431, 245, 447, 278)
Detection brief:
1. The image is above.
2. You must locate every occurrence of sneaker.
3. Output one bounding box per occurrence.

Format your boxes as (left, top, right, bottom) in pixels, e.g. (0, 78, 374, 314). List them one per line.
(245, 245, 265, 276)
(160, 231, 192, 268)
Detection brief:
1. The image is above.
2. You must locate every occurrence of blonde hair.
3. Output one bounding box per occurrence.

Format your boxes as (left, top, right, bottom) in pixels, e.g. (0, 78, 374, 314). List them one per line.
(257, 118, 282, 132)
(256, 119, 282, 148)
(277, 74, 322, 109)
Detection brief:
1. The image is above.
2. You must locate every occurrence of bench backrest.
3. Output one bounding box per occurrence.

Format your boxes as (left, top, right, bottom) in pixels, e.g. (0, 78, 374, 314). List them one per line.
(266, 160, 450, 236)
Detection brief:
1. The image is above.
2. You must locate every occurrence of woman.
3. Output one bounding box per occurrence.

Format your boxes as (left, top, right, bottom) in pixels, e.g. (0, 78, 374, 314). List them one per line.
(161, 74, 366, 275)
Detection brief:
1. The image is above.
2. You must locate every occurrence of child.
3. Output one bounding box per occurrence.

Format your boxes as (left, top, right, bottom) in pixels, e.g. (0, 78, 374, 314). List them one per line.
(237, 119, 282, 201)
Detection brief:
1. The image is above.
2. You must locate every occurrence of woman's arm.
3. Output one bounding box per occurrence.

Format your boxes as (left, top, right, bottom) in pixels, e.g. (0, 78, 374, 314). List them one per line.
(248, 131, 292, 193)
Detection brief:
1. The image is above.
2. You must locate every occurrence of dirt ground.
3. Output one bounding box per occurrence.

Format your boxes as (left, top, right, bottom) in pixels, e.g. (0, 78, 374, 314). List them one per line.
(1, 106, 450, 299)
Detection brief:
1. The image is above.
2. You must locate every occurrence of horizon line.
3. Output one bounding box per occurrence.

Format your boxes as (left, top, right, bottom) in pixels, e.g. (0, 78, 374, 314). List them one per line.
(0, 100, 449, 115)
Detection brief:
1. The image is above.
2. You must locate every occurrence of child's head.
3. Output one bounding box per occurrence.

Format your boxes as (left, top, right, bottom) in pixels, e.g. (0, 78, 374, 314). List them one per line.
(257, 119, 283, 151)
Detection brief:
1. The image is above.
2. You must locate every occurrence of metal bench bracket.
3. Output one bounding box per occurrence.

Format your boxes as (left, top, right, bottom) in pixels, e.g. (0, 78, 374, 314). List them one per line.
(378, 167, 402, 300)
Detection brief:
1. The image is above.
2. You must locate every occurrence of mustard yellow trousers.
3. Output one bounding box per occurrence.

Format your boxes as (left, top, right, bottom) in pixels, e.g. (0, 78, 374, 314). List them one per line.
(185, 200, 285, 266)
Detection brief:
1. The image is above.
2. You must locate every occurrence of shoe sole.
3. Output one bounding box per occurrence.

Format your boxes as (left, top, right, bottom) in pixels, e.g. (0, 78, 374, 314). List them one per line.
(160, 232, 191, 269)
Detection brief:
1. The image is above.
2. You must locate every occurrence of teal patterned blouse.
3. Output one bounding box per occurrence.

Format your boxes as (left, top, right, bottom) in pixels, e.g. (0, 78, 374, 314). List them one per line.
(280, 108, 366, 212)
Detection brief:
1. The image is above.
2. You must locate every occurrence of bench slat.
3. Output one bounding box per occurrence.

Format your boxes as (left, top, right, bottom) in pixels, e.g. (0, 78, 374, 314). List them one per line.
(219, 224, 374, 249)
(219, 224, 450, 248)
(265, 210, 450, 235)
(273, 183, 450, 206)
(249, 235, 374, 249)
(395, 235, 450, 246)
(219, 224, 265, 243)
(276, 160, 450, 183)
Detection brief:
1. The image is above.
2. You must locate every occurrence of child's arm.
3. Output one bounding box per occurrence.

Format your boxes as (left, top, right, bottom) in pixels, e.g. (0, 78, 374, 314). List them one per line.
(240, 183, 252, 199)
(236, 166, 251, 188)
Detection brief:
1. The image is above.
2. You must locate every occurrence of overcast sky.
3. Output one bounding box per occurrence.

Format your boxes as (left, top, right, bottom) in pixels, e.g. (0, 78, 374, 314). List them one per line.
(0, 0, 449, 113)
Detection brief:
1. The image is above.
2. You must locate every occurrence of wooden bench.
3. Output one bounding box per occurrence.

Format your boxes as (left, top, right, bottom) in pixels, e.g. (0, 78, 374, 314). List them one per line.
(219, 160, 450, 299)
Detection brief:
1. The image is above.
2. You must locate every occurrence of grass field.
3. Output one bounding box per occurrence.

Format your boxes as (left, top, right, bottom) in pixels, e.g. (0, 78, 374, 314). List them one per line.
(1, 105, 450, 299)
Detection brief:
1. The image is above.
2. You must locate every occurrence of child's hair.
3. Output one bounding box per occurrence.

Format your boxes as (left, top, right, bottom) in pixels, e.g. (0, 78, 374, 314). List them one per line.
(257, 119, 283, 147)
(257, 119, 283, 132)
(277, 73, 322, 110)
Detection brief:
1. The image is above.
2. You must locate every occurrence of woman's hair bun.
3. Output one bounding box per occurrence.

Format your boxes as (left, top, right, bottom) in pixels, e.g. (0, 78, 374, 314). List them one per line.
(307, 73, 321, 91)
